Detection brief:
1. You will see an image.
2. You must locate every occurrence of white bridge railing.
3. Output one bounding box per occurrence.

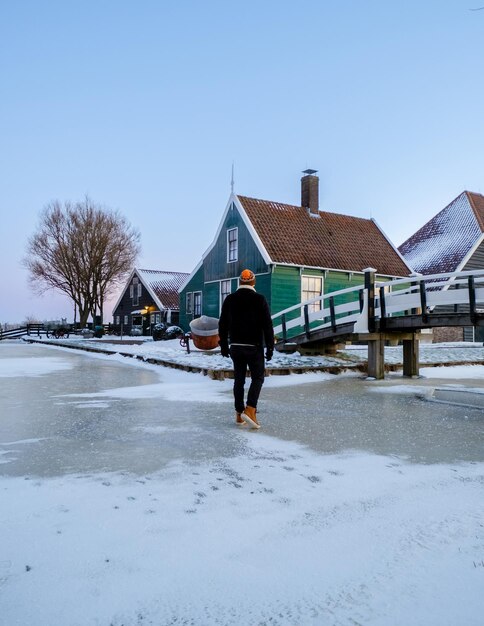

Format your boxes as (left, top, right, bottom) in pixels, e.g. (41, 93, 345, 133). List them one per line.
(375, 269, 484, 319)
(271, 268, 484, 343)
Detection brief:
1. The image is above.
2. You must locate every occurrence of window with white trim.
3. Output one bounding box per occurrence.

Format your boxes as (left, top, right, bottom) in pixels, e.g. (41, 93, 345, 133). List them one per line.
(186, 292, 193, 315)
(220, 280, 231, 312)
(193, 291, 202, 317)
(124, 315, 128, 325)
(301, 275, 323, 312)
(132, 277, 139, 306)
(227, 228, 238, 263)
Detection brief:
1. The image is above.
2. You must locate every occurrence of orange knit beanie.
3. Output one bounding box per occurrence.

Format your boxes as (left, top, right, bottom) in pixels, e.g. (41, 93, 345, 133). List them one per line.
(240, 269, 255, 284)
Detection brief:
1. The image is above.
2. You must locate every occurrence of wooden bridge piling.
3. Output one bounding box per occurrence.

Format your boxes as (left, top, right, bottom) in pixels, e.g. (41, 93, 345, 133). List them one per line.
(367, 333, 385, 379)
(402, 334, 420, 377)
(357, 331, 421, 379)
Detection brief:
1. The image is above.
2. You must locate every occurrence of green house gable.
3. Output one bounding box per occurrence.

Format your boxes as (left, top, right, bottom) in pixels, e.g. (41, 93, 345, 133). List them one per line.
(204, 201, 268, 281)
(179, 199, 271, 329)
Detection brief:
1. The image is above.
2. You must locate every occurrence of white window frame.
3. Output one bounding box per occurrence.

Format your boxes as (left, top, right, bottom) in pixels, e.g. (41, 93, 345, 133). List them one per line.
(301, 275, 323, 313)
(186, 292, 193, 315)
(193, 291, 202, 317)
(124, 315, 128, 325)
(132, 277, 139, 306)
(220, 279, 231, 313)
(227, 228, 238, 263)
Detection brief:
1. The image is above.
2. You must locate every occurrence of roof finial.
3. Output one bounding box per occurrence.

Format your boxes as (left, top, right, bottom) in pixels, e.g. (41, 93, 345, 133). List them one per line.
(231, 162, 235, 194)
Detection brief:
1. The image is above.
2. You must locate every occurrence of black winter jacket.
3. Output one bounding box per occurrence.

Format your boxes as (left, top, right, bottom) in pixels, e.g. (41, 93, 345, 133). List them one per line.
(218, 287, 274, 351)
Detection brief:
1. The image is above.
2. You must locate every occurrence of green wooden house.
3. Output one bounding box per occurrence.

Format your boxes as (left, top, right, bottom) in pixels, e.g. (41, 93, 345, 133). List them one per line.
(179, 171, 411, 331)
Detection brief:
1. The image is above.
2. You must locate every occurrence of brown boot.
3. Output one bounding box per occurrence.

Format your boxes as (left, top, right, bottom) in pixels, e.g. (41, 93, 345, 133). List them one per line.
(241, 406, 260, 429)
(235, 412, 246, 426)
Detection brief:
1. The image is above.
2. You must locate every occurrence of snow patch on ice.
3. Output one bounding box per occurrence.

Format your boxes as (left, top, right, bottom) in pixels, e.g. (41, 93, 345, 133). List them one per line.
(0, 356, 73, 378)
(1, 438, 49, 446)
(421, 365, 484, 379)
(132, 426, 175, 434)
(72, 401, 111, 409)
(366, 385, 432, 397)
(0, 450, 16, 464)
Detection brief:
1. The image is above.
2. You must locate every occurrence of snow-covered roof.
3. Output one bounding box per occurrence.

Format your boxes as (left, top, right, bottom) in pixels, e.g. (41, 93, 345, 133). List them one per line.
(399, 192, 484, 275)
(137, 269, 190, 311)
(112, 268, 190, 313)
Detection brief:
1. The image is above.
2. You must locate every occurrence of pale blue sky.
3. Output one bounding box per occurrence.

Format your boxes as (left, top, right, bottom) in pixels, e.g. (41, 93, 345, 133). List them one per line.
(1, 0, 484, 322)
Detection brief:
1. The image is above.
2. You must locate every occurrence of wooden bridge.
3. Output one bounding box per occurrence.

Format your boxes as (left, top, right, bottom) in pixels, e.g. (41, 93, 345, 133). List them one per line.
(271, 268, 484, 379)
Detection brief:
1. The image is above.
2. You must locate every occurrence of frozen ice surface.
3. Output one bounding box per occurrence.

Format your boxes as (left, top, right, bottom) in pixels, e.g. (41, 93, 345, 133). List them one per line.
(1, 341, 483, 626)
(1, 341, 484, 474)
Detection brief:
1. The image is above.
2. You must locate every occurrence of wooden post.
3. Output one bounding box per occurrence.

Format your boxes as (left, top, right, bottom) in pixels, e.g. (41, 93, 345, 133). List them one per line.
(304, 304, 311, 340)
(419, 281, 428, 324)
(379, 285, 387, 331)
(367, 334, 385, 379)
(468, 276, 477, 325)
(364, 268, 377, 333)
(329, 296, 336, 333)
(281, 314, 287, 343)
(403, 333, 419, 377)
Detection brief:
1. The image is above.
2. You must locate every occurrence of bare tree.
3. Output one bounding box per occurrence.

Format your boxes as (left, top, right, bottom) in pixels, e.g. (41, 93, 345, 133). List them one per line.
(24, 197, 141, 327)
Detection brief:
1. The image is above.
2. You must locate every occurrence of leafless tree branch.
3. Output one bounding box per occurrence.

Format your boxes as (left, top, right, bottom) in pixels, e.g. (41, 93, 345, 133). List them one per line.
(24, 198, 141, 326)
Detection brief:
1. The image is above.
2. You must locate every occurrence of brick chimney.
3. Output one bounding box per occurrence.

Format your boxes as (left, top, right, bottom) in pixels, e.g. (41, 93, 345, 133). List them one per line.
(301, 169, 319, 216)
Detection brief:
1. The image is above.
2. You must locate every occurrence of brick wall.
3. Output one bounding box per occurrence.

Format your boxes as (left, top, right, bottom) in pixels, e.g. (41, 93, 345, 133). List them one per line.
(301, 174, 319, 215)
(432, 326, 464, 343)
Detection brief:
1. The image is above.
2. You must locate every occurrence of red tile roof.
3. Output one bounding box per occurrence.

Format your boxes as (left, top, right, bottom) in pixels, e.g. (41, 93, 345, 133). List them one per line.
(237, 196, 410, 276)
(467, 191, 484, 231)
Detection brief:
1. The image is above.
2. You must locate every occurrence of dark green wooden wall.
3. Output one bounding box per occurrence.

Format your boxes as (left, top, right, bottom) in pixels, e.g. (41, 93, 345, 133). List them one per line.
(271, 266, 301, 317)
(204, 202, 268, 281)
(179, 264, 204, 330)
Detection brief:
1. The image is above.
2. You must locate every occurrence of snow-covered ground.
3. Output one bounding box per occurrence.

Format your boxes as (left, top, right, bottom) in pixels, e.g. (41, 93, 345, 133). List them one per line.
(34, 335, 484, 371)
(1, 340, 483, 625)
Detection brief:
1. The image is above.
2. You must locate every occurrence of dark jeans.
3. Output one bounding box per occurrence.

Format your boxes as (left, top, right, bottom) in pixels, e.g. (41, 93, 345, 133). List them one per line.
(230, 345, 265, 413)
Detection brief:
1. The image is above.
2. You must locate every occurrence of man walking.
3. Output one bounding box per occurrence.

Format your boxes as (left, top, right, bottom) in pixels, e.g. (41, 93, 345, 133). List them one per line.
(218, 269, 274, 429)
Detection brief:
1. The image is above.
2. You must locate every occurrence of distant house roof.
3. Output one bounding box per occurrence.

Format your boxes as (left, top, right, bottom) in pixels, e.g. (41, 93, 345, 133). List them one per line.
(237, 195, 411, 276)
(112, 268, 190, 313)
(136, 269, 190, 310)
(398, 191, 484, 275)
